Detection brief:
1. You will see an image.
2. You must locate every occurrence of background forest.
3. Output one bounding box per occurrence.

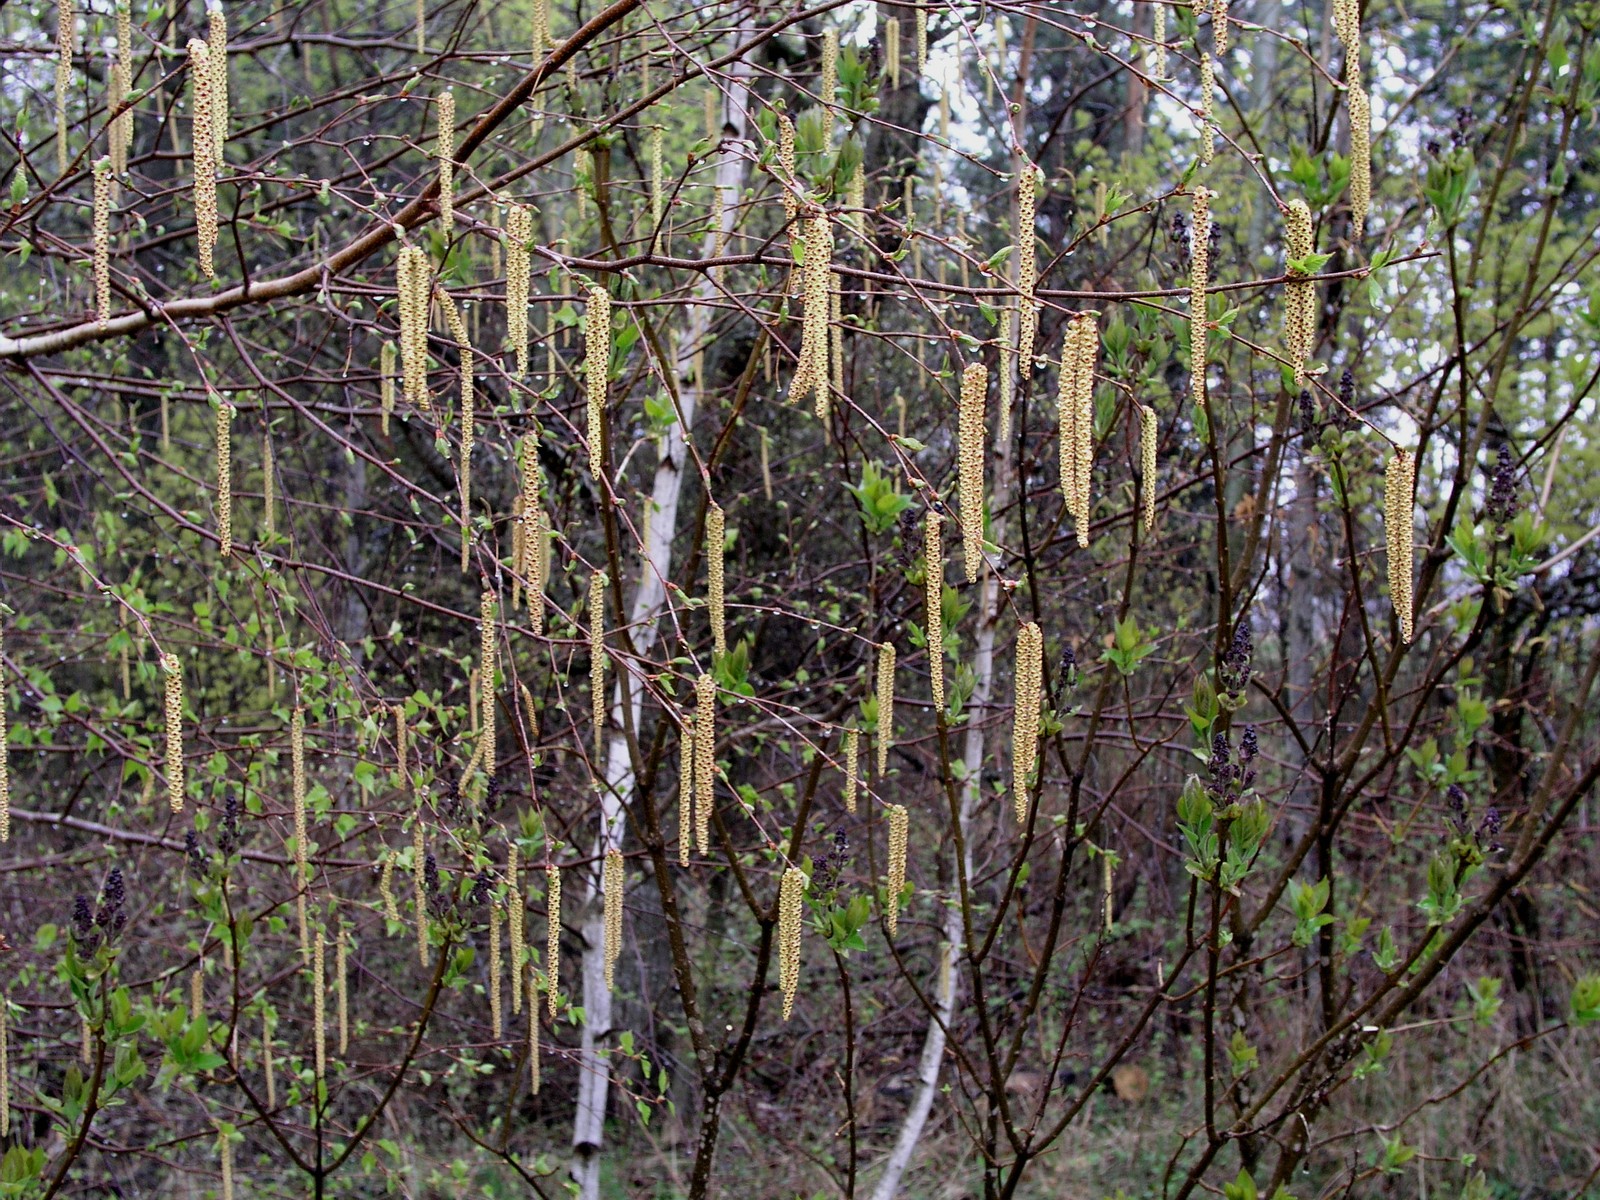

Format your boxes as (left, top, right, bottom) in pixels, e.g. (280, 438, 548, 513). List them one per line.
(1, 0, 1598, 1195)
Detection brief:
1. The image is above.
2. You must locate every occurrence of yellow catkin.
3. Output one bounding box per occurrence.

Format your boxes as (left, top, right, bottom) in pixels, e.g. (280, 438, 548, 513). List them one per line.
(545, 864, 561, 1016)
(694, 673, 716, 851)
(885, 805, 908, 937)
(509, 885, 525, 1015)
(380, 852, 400, 922)
(208, 4, 227, 158)
(262, 433, 277, 539)
(380, 341, 396, 434)
(436, 89, 455, 229)
(876, 642, 895, 776)
(397, 246, 431, 410)
(479, 590, 496, 777)
(1103, 851, 1114, 932)
(829, 280, 844, 415)
(312, 931, 327, 1090)
(1284, 199, 1316, 388)
(1140, 404, 1159, 532)
(1386, 449, 1415, 643)
(886, 17, 901, 88)
(80, 1014, 91, 1064)
(109, 60, 130, 181)
(589, 572, 607, 758)
(188, 39, 217, 279)
(1347, 82, 1371, 236)
(997, 307, 1015, 449)
(528, 973, 542, 1094)
(776, 114, 798, 234)
(1189, 186, 1212, 404)
(414, 822, 429, 966)
(55, 0, 75, 172)
(489, 901, 503, 1037)
(790, 211, 832, 409)
(1066, 314, 1099, 548)
(0, 619, 9, 843)
(958, 363, 987, 581)
(707, 502, 727, 656)
(190, 965, 204, 1022)
(531, 0, 549, 55)
(162, 653, 184, 812)
(1198, 53, 1216, 166)
(1011, 622, 1043, 822)
(585, 285, 611, 476)
(92, 158, 111, 324)
(437, 288, 475, 571)
(1015, 159, 1038, 370)
(777, 866, 806, 1019)
(1153, 3, 1168, 80)
(0, 998, 8, 1136)
(602, 848, 624, 991)
(291, 703, 308, 876)
(505, 204, 532, 375)
(820, 29, 838, 143)
(925, 511, 944, 713)
(262, 1013, 274, 1108)
(843, 728, 859, 814)
(678, 716, 695, 866)
(336, 930, 348, 1054)
(1213, 0, 1229, 56)
(647, 124, 665, 243)
(215, 398, 233, 557)
(518, 436, 547, 622)
(217, 1121, 233, 1200)
(845, 162, 865, 238)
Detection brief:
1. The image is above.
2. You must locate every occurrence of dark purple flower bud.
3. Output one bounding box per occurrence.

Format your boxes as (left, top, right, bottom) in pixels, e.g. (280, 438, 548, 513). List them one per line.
(1220, 615, 1253, 698)
(1297, 390, 1316, 434)
(71, 894, 95, 944)
(1486, 444, 1517, 531)
(183, 829, 208, 874)
(1240, 724, 1258, 763)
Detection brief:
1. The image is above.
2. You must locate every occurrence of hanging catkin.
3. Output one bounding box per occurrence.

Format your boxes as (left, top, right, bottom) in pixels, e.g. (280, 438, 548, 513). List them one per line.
(885, 805, 908, 936)
(1198, 53, 1216, 167)
(777, 866, 806, 1019)
(886, 17, 901, 88)
(876, 642, 895, 775)
(488, 902, 503, 1037)
(509, 881, 525, 1014)
(0, 618, 9, 843)
(828, 280, 844, 415)
(0, 996, 10, 1135)
(585, 284, 611, 476)
(397, 246, 432, 411)
(312, 931, 327, 1090)
(678, 716, 694, 865)
(820, 29, 838, 143)
(531, 0, 549, 54)
(479, 590, 496, 776)
(92, 158, 111, 324)
(997, 307, 1015, 449)
(55, 0, 74, 172)
(694, 673, 716, 849)
(925, 511, 944, 712)
(261, 1013, 274, 1108)
(190, 966, 204, 1022)
(776, 114, 797, 234)
(291, 705, 309, 957)
(1140, 404, 1159, 532)
(1189, 186, 1212, 404)
(163, 653, 184, 812)
(207, 4, 227, 158)
(843, 727, 859, 814)
(217, 1122, 233, 1200)
(589, 571, 607, 757)
(380, 341, 396, 434)
(789, 211, 832, 408)
(1153, 3, 1168, 80)
(602, 848, 624, 991)
(1284, 199, 1316, 388)
(215, 397, 233, 557)
(437, 287, 475, 572)
(262, 432, 276, 538)
(109, 59, 131, 180)
(545, 864, 561, 1016)
(379, 852, 400, 921)
(188, 39, 217, 279)
(414, 822, 429, 966)
(505, 204, 532, 376)
(959, 363, 987, 580)
(915, 6, 927, 73)
(336, 930, 348, 1054)
(1055, 314, 1098, 548)
(1213, 0, 1229, 56)
(1333, 0, 1369, 234)
(1015, 158, 1038, 370)
(1385, 448, 1415, 643)
(707, 502, 727, 656)
(435, 89, 455, 229)
(1011, 622, 1043, 822)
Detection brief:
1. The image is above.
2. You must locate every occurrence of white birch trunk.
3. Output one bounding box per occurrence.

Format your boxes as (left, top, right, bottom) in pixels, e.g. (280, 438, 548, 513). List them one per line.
(569, 33, 754, 1199)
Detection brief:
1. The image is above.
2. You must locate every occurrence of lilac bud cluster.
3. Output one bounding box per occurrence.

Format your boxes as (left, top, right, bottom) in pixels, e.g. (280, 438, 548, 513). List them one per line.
(70, 867, 128, 952)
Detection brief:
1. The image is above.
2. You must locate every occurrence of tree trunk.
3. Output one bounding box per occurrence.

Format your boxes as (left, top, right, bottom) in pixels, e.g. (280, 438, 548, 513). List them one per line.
(569, 32, 755, 1200)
